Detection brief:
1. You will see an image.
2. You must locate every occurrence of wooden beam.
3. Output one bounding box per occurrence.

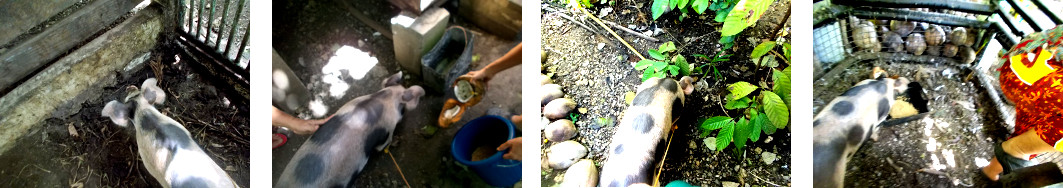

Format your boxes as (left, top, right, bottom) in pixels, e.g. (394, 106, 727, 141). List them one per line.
(0, 0, 139, 95)
(0, 0, 80, 47)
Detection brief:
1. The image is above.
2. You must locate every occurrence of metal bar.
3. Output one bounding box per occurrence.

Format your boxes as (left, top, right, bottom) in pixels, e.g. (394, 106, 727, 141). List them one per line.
(813, 5, 849, 27)
(996, 7, 1025, 37)
(832, 0, 995, 15)
(235, 25, 249, 64)
(205, 0, 217, 46)
(214, 0, 233, 47)
(177, 31, 249, 80)
(1031, 0, 1062, 25)
(849, 7, 992, 28)
(185, 0, 194, 31)
(224, 0, 246, 56)
(1005, 0, 1043, 31)
(196, 0, 206, 37)
(993, 21, 1019, 49)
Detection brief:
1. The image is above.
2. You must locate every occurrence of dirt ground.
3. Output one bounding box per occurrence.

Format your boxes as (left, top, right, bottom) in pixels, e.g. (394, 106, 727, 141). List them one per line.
(540, 0, 791, 186)
(271, 0, 523, 187)
(0, 45, 250, 187)
(812, 60, 1009, 187)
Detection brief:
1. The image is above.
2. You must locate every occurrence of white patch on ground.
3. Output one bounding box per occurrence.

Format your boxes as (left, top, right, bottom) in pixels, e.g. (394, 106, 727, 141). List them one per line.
(322, 45, 378, 98)
(309, 99, 328, 118)
(974, 157, 989, 167)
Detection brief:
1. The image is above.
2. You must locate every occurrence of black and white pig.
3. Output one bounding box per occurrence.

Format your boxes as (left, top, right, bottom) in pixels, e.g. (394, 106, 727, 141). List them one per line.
(812, 68, 910, 188)
(599, 76, 694, 187)
(275, 72, 424, 187)
(101, 78, 237, 187)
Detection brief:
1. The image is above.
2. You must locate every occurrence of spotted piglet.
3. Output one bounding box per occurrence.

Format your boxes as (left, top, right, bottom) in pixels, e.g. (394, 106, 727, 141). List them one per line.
(812, 68, 909, 188)
(276, 72, 424, 187)
(599, 76, 694, 186)
(101, 78, 237, 187)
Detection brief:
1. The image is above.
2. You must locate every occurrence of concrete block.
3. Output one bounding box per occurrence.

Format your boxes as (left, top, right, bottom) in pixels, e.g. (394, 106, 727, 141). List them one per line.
(391, 8, 449, 77)
(0, 7, 161, 155)
(273, 48, 311, 112)
(458, 0, 521, 39)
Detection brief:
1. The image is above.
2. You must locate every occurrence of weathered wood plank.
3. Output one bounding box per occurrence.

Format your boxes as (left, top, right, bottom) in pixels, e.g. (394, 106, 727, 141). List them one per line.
(0, 0, 80, 47)
(0, 0, 138, 95)
(458, 0, 521, 39)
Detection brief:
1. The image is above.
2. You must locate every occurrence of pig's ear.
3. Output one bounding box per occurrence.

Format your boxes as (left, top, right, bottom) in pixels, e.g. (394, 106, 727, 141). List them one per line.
(382, 72, 403, 87)
(102, 100, 131, 127)
(894, 77, 911, 93)
(679, 76, 695, 95)
(141, 78, 166, 105)
(402, 85, 425, 110)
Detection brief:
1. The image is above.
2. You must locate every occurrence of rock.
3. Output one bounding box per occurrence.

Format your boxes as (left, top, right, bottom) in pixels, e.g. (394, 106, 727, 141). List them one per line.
(852, 22, 881, 52)
(943, 44, 958, 57)
(722, 181, 740, 187)
(597, 43, 605, 50)
(547, 141, 588, 169)
(959, 46, 977, 64)
(540, 116, 550, 131)
(926, 45, 941, 56)
(541, 84, 564, 106)
(882, 31, 905, 52)
(704, 137, 717, 151)
(890, 20, 915, 37)
(695, 79, 709, 92)
(906, 33, 926, 55)
(541, 74, 554, 85)
(926, 25, 946, 46)
(964, 29, 978, 47)
(545, 119, 577, 142)
(949, 27, 967, 46)
(560, 159, 598, 187)
(762, 151, 777, 165)
(544, 98, 577, 120)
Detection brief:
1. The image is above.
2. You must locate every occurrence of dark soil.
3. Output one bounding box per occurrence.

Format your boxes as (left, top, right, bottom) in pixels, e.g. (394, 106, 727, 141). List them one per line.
(540, 0, 791, 186)
(0, 45, 250, 187)
(813, 60, 1008, 187)
(272, 0, 524, 187)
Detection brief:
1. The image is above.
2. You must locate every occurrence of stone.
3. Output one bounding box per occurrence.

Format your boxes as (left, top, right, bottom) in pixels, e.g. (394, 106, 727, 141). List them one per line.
(545, 119, 577, 142)
(560, 159, 598, 187)
(544, 98, 577, 120)
(547, 141, 588, 169)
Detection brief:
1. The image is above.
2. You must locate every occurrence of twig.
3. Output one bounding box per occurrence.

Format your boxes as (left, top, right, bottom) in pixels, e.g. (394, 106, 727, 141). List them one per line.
(603, 21, 660, 42)
(770, 49, 790, 65)
(653, 117, 682, 186)
(578, 5, 647, 60)
(548, 11, 601, 36)
(749, 171, 782, 187)
(386, 148, 411, 188)
(771, 5, 792, 39)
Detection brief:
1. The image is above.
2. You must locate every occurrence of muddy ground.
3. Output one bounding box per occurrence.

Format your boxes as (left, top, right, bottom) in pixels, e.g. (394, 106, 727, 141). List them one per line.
(272, 0, 523, 187)
(812, 60, 1010, 187)
(540, 0, 791, 186)
(0, 45, 250, 187)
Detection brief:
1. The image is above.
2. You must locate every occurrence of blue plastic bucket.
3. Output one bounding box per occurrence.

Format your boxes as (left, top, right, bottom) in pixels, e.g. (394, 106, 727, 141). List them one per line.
(451, 115, 522, 187)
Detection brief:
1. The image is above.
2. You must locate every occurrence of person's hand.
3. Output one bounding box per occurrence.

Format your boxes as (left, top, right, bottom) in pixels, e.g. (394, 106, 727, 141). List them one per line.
(462, 70, 492, 84)
(497, 137, 522, 161)
(288, 118, 326, 135)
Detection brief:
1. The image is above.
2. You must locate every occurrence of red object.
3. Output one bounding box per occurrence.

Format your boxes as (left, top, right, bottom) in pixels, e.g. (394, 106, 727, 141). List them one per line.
(997, 25, 1063, 150)
(273, 133, 288, 149)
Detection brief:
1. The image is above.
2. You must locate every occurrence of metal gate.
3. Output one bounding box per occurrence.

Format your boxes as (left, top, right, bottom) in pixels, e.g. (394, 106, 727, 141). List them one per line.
(179, 0, 250, 68)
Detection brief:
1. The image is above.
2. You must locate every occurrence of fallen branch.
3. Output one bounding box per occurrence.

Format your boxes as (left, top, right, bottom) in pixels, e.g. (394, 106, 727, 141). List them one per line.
(749, 171, 782, 187)
(652, 117, 682, 186)
(770, 49, 790, 65)
(578, 5, 646, 60)
(603, 21, 660, 42)
(550, 12, 602, 36)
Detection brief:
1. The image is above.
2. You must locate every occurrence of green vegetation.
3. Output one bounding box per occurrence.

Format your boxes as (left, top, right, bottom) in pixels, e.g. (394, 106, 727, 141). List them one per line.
(635, 41, 691, 81)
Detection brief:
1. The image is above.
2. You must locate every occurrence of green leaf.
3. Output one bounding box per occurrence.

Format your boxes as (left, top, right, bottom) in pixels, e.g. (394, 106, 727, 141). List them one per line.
(758, 54, 779, 68)
(649, 49, 666, 60)
(652, 61, 669, 71)
(750, 41, 776, 59)
(715, 10, 729, 22)
(691, 0, 709, 14)
(700, 116, 733, 130)
(666, 65, 679, 76)
(635, 59, 656, 70)
(716, 122, 734, 151)
(727, 81, 757, 101)
(725, 97, 751, 109)
(772, 68, 791, 106)
(693, 54, 711, 59)
(642, 70, 655, 81)
(720, 0, 775, 36)
(733, 117, 750, 151)
(652, 0, 669, 20)
(762, 91, 789, 128)
(659, 41, 677, 53)
(783, 43, 791, 60)
(758, 112, 776, 134)
(674, 55, 691, 76)
(749, 112, 764, 142)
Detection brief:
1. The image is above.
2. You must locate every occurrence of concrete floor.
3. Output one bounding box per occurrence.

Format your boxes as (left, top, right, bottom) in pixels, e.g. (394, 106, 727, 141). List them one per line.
(272, 30, 523, 187)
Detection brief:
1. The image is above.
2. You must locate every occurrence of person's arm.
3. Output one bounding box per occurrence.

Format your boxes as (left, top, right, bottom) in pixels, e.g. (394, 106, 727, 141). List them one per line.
(497, 137, 522, 161)
(272, 106, 329, 135)
(467, 43, 522, 83)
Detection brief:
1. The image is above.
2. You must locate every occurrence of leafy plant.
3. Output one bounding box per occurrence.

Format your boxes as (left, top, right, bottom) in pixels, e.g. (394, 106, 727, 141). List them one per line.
(716, 0, 774, 50)
(698, 42, 790, 154)
(692, 53, 730, 78)
(635, 41, 691, 81)
(651, 0, 714, 20)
